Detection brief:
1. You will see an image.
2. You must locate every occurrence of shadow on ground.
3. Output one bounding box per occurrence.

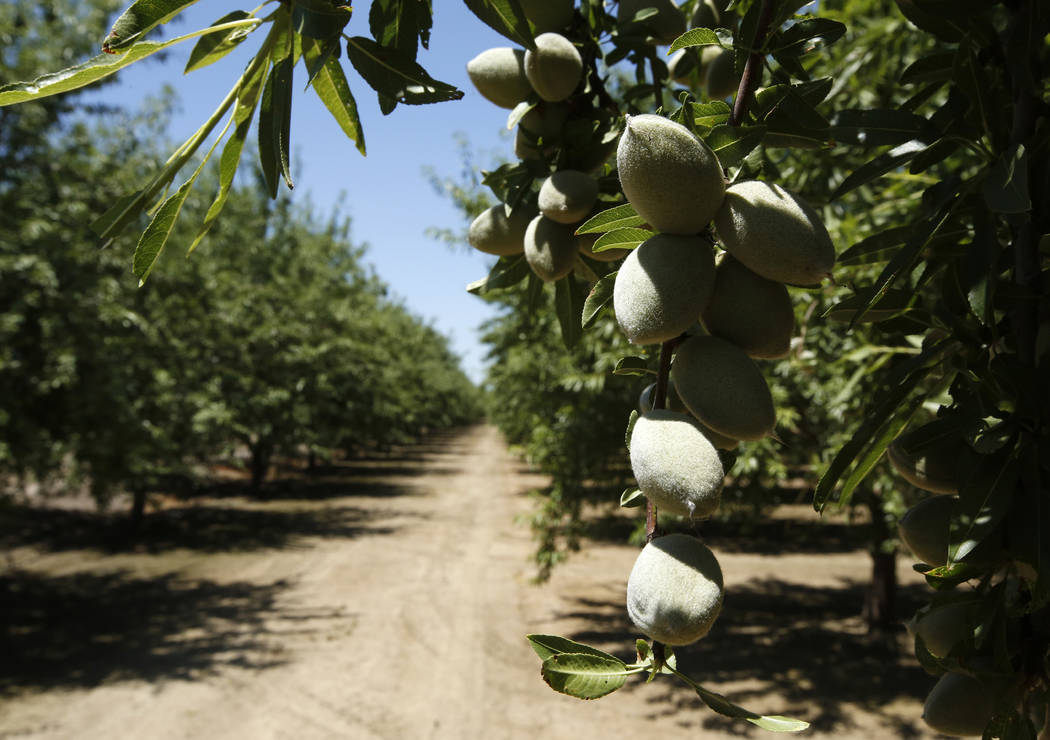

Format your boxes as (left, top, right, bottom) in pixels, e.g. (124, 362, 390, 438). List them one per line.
(0, 430, 475, 553)
(560, 576, 931, 737)
(0, 569, 345, 696)
(0, 502, 413, 554)
(582, 507, 868, 555)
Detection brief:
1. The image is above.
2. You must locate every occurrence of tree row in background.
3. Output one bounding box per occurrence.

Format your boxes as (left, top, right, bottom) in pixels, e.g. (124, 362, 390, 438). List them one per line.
(0, 1, 480, 524)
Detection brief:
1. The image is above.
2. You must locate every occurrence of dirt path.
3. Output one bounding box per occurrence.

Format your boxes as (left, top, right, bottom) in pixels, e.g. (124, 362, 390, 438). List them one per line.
(1, 425, 940, 739)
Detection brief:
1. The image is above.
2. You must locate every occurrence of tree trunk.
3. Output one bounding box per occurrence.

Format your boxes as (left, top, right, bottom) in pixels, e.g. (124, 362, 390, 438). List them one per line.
(861, 490, 898, 633)
(249, 440, 272, 493)
(864, 549, 898, 632)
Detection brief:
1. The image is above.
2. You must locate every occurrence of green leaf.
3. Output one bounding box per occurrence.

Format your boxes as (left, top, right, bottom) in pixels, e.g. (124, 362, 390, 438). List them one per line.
(923, 561, 982, 589)
(291, 0, 352, 41)
(541, 653, 630, 700)
(103, 0, 200, 52)
(693, 686, 810, 732)
(526, 634, 624, 662)
(900, 51, 955, 85)
(830, 108, 931, 148)
(690, 100, 732, 129)
(555, 276, 586, 349)
(625, 409, 638, 450)
(467, 255, 531, 294)
(582, 271, 616, 329)
(370, 0, 428, 59)
(982, 144, 1031, 214)
(346, 35, 464, 111)
(593, 228, 652, 252)
(824, 288, 913, 323)
(852, 195, 955, 329)
(767, 18, 845, 58)
(950, 450, 1017, 563)
(575, 204, 645, 234)
(184, 11, 253, 73)
(614, 356, 654, 376)
(0, 40, 178, 106)
(813, 350, 942, 512)
(133, 152, 211, 284)
(620, 489, 646, 508)
(303, 38, 366, 155)
(837, 226, 911, 265)
(258, 60, 281, 198)
(188, 55, 268, 253)
(462, 0, 535, 50)
(668, 28, 722, 52)
(91, 189, 150, 243)
(271, 48, 295, 191)
(831, 140, 927, 199)
(706, 125, 766, 168)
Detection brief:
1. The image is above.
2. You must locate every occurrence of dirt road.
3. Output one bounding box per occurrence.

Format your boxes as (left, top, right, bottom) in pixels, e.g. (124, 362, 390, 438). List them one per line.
(1, 424, 940, 739)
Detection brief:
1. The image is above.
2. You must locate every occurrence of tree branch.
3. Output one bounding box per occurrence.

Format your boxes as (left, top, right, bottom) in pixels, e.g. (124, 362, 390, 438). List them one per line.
(729, 0, 777, 128)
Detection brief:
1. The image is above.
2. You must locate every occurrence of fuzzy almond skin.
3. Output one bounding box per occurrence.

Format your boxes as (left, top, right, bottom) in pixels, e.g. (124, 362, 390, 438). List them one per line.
(618, 0, 687, 44)
(629, 411, 724, 519)
(617, 114, 726, 235)
(915, 602, 973, 659)
(702, 255, 794, 359)
(612, 233, 716, 345)
(524, 215, 578, 282)
(705, 47, 738, 100)
(538, 170, 599, 224)
(922, 672, 993, 737)
(714, 180, 835, 286)
(626, 533, 724, 646)
(520, 0, 574, 33)
(468, 204, 536, 256)
(524, 33, 583, 102)
(466, 47, 532, 109)
(671, 335, 775, 440)
(887, 427, 974, 495)
(898, 495, 954, 566)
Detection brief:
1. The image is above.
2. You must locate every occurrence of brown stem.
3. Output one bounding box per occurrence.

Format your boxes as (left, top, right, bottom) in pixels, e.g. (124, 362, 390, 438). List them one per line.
(645, 338, 681, 543)
(729, 0, 777, 128)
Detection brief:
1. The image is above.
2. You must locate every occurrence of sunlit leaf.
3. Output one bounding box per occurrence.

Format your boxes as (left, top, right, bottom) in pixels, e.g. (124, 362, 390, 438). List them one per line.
(614, 356, 654, 376)
(526, 634, 623, 662)
(541, 653, 629, 700)
(706, 125, 766, 167)
(576, 204, 645, 234)
(668, 27, 722, 52)
(1, 40, 179, 106)
(593, 228, 652, 252)
(620, 489, 645, 508)
(582, 271, 616, 329)
(304, 38, 366, 155)
(103, 0, 200, 52)
(184, 11, 253, 73)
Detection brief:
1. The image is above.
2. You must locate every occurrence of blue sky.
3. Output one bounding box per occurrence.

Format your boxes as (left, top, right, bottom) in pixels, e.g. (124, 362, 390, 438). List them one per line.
(85, 2, 523, 384)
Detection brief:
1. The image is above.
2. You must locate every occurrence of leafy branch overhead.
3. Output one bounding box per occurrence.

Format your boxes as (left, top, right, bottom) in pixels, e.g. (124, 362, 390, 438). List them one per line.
(0, 0, 463, 283)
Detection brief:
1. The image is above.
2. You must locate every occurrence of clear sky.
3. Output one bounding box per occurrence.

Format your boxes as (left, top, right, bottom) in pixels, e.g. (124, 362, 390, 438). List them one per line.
(84, 2, 523, 384)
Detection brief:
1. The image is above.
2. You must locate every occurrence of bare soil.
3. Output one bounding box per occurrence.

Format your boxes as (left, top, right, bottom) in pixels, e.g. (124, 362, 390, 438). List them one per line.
(0, 424, 942, 739)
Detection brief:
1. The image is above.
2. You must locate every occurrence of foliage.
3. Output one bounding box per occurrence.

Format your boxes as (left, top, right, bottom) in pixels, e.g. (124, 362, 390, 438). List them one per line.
(4, 0, 1049, 735)
(0, 0, 463, 283)
(1, 28, 479, 513)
